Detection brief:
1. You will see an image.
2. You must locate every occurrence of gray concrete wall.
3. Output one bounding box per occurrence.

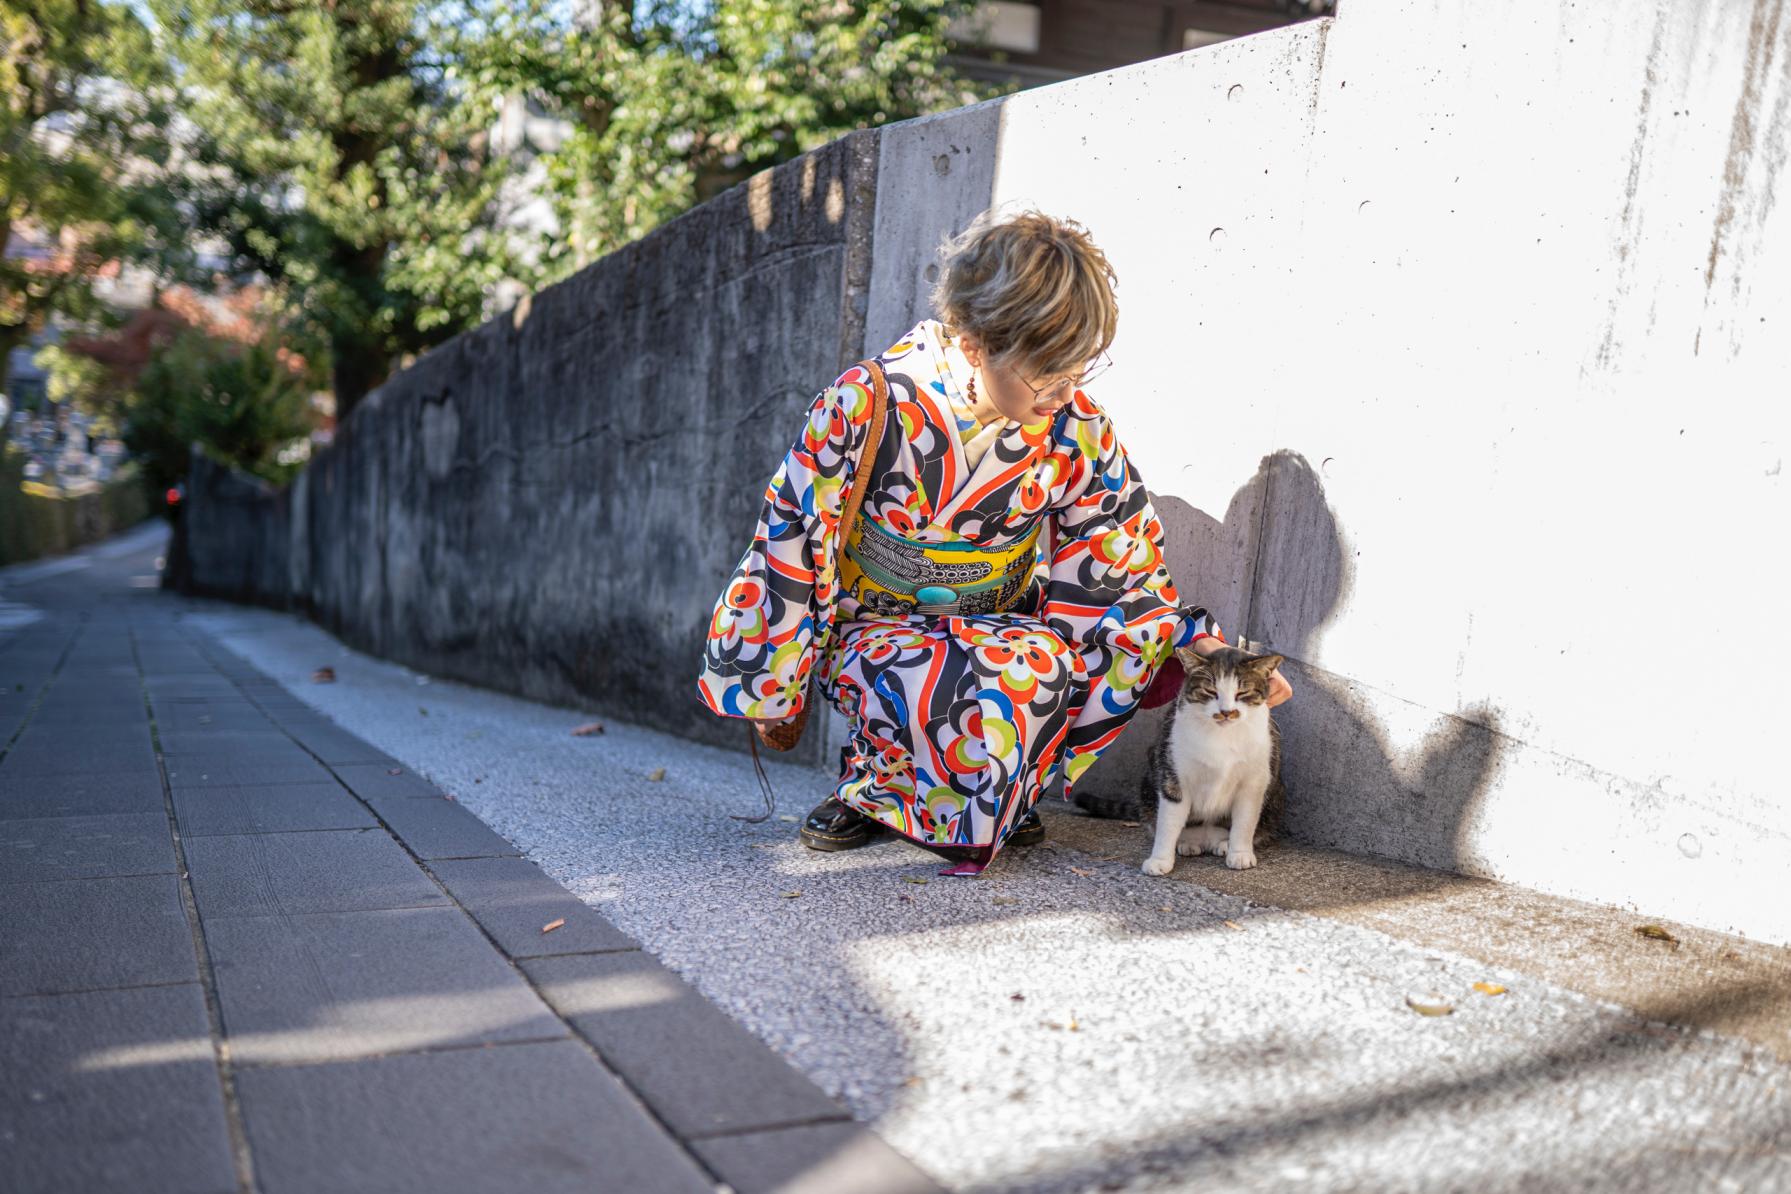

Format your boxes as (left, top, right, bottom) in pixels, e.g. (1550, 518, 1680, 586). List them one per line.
(182, 131, 879, 766)
(178, 0, 1790, 943)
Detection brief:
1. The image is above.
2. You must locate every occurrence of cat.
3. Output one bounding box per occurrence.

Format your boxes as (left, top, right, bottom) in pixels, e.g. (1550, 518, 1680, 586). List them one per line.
(1074, 644, 1285, 874)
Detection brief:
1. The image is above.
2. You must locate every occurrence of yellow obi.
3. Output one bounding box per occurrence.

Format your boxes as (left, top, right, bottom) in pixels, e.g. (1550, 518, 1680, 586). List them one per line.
(840, 515, 1042, 617)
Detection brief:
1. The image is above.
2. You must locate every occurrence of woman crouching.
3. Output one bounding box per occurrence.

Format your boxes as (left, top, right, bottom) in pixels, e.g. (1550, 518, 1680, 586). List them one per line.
(697, 206, 1275, 873)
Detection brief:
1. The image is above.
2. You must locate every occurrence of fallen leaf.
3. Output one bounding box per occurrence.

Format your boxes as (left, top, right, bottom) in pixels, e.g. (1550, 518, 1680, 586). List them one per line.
(1042, 1020, 1064, 1031)
(570, 721, 606, 736)
(992, 895, 1019, 906)
(312, 667, 336, 682)
(781, 890, 802, 899)
(903, 876, 928, 886)
(1223, 920, 1245, 931)
(541, 918, 566, 933)
(1068, 1017, 1081, 1032)
(1635, 924, 1680, 947)
(1159, 905, 1173, 913)
(646, 767, 666, 782)
(1406, 992, 1455, 1017)
(1473, 982, 1507, 996)
(1069, 866, 1096, 877)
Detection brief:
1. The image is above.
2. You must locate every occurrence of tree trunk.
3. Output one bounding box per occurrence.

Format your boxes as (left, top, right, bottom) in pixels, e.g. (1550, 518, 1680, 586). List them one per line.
(329, 330, 389, 426)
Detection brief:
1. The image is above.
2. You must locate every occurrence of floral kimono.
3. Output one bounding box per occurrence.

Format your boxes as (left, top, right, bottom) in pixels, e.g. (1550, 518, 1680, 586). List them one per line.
(697, 316, 1222, 863)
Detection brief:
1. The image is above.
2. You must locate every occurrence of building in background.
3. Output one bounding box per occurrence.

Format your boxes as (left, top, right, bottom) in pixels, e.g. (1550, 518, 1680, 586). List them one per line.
(947, 0, 1332, 88)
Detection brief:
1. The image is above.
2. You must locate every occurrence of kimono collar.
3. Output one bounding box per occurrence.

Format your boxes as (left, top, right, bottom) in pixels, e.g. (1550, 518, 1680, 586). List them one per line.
(916, 318, 1049, 438)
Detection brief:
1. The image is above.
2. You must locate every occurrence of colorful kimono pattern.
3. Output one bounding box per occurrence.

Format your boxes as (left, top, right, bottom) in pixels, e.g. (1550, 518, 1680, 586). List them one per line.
(698, 317, 1222, 860)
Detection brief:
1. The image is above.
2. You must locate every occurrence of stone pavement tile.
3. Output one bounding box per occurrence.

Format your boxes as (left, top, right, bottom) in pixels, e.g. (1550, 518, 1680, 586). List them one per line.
(0, 771, 167, 821)
(164, 751, 336, 788)
(155, 728, 295, 756)
(184, 828, 449, 919)
(270, 722, 397, 766)
(29, 686, 144, 708)
(365, 793, 522, 860)
(693, 1121, 944, 1194)
(155, 706, 276, 734)
(333, 761, 451, 800)
(522, 951, 846, 1139)
(0, 812, 175, 883)
(173, 782, 378, 837)
(0, 874, 195, 996)
(2, 736, 157, 776)
(431, 856, 637, 959)
(233, 1039, 713, 1194)
(0, 984, 236, 1194)
(8, 723, 154, 755)
(206, 906, 566, 1064)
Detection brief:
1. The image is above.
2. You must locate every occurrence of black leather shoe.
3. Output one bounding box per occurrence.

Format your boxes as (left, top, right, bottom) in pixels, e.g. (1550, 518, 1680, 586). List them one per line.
(1008, 807, 1046, 848)
(799, 799, 879, 852)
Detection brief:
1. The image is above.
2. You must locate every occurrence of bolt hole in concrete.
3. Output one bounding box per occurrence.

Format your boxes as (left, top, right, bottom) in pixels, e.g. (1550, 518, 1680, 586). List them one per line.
(1227, 83, 1244, 101)
(1679, 833, 1702, 859)
(924, 263, 939, 282)
(1209, 227, 1226, 247)
(1359, 199, 1372, 214)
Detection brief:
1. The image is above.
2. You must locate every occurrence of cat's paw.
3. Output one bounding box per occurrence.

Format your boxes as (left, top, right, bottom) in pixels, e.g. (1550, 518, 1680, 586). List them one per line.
(1141, 855, 1176, 876)
(1175, 835, 1201, 857)
(1224, 847, 1258, 870)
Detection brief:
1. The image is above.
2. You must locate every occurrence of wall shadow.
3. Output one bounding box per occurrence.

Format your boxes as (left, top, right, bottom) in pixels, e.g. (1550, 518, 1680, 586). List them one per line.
(1078, 449, 1510, 885)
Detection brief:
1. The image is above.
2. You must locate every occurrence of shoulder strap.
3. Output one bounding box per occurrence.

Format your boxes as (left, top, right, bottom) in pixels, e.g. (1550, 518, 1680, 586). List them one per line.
(837, 358, 888, 535)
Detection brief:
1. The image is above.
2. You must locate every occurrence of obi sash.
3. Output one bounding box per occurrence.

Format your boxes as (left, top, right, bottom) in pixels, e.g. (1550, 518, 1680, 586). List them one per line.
(840, 514, 1042, 617)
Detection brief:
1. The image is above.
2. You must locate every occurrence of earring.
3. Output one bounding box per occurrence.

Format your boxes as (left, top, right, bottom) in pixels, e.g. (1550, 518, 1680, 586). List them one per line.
(966, 371, 977, 405)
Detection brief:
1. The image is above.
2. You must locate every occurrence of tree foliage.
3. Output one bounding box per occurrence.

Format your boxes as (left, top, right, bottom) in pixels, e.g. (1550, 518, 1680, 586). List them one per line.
(123, 326, 315, 495)
(0, 0, 182, 405)
(440, 0, 1008, 279)
(149, 0, 529, 420)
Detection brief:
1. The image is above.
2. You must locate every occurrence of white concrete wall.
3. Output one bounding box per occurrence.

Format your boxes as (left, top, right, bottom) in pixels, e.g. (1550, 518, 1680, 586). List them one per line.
(861, 1, 1791, 943)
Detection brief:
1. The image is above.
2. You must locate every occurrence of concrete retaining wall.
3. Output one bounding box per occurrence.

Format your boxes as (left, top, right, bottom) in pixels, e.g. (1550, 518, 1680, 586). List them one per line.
(179, 0, 1790, 943)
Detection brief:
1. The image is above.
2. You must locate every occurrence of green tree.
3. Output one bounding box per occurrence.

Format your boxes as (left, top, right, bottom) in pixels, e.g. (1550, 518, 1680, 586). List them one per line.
(1, 1, 180, 429)
(123, 325, 315, 496)
(444, 0, 1007, 280)
(150, 0, 527, 422)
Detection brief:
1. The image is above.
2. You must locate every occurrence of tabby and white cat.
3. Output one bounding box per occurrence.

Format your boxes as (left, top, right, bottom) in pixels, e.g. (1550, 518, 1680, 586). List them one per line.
(1144, 645, 1285, 873)
(1076, 645, 1285, 874)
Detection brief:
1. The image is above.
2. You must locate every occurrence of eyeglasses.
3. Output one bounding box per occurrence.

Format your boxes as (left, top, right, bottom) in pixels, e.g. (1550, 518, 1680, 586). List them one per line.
(1013, 349, 1114, 401)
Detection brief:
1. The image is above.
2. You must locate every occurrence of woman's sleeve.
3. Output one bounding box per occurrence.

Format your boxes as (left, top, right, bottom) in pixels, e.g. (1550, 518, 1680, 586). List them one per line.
(1038, 392, 1224, 791)
(695, 363, 878, 722)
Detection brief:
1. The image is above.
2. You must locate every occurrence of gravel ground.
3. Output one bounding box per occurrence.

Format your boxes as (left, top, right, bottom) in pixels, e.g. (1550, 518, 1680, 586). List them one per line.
(179, 598, 1791, 1194)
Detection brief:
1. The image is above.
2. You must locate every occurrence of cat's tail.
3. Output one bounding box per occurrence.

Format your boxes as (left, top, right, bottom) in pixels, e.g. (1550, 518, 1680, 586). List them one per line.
(1072, 791, 1139, 820)
(1072, 780, 1149, 822)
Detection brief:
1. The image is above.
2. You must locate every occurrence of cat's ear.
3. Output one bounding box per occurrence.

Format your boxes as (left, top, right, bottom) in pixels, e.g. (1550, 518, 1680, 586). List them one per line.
(1174, 645, 1210, 670)
(1243, 653, 1285, 674)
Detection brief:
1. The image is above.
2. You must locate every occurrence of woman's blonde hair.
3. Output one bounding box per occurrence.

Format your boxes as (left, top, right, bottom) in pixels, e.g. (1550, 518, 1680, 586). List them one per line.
(928, 205, 1118, 379)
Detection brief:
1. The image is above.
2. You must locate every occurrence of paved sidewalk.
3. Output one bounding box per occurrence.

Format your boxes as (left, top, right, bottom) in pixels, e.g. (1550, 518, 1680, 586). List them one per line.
(8, 524, 1791, 1194)
(0, 526, 937, 1194)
